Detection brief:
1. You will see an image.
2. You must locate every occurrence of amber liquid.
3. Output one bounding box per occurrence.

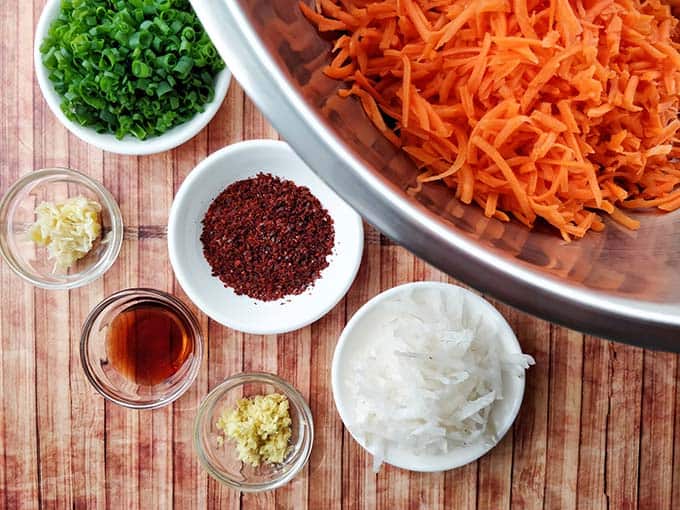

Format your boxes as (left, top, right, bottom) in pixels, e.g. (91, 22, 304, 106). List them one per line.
(106, 303, 194, 386)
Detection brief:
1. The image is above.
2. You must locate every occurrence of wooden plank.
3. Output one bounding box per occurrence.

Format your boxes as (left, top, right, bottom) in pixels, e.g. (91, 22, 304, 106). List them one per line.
(639, 351, 676, 509)
(276, 328, 311, 510)
(68, 292, 107, 507)
(509, 313, 550, 510)
(0, 127, 6, 507)
(68, 139, 106, 510)
(138, 150, 175, 510)
(673, 360, 680, 510)
(0, 254, 39, 510)
(34, 286, 73, 510)
(104, 370, 140, 510)
(477, 434, 512, 510)
(308, 303, 346, 510)
(33, 48, 72, 509)
(446, 463, 477, 510)
(342, 225, 379, 510)
(205, 320, 242, 510)
(208, 83, 246, 154)
(243, 95, 278, 141)
(606, 343, 642, 510)
(170, 109, 211, 510)
(408, 472, 445, 509)
(576, 337, 610, 510)
(103, 152, 140, 510)
(0, 1, 40, 507)
(0, 262, 38, 510)
(69, 285, 107, 510)
(544, 328, 583, 510)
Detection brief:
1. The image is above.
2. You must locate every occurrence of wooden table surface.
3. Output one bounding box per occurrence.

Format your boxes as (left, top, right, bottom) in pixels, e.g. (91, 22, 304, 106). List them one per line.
(2, 3, 680, 509)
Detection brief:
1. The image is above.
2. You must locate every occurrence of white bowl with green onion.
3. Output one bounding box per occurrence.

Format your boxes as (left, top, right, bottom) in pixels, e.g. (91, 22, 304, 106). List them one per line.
(34, 0, 231, 156)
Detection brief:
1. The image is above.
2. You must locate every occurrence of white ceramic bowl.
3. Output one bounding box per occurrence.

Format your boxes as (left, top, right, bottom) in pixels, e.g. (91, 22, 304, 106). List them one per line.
(34, 0, 231, 156)
(332, 281, 527, 472)
(168, 140, 364, 334)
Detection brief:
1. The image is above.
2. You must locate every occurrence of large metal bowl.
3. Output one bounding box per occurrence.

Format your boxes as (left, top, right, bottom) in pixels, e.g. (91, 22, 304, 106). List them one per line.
(192, 0, 680, 349)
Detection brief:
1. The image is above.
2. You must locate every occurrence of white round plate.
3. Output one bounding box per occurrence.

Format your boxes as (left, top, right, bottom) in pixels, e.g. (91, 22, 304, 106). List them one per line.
(168, 140, 364, 335)
(332, 281, 527, 472)
(34, 0, 231, 156)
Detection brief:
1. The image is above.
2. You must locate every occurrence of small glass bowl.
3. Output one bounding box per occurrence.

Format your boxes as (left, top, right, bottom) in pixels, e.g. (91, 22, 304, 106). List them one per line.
(0, 168, 123, 289)
(194, 372, 314, 492)
(81, 288, 203, 409)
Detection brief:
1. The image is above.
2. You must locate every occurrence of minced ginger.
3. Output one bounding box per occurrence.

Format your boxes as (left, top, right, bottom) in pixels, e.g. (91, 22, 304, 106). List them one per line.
(28, 196, 101, 270)
(216, 393, 292, 467)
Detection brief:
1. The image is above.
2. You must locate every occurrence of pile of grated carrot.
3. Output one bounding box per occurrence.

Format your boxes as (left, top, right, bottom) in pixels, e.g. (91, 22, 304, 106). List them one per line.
(301, 0, 680, 240)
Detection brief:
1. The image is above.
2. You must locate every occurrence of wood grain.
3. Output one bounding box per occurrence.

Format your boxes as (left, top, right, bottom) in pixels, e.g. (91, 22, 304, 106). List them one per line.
(607, 344, 643, 510)
(577, 337, 610, 510)
(544, 328, 582, 510)
(2, 3, 40, 509)
(639, 351, 676, 509)
(1, 2, 680, 508)
(68, 135, 107, 510)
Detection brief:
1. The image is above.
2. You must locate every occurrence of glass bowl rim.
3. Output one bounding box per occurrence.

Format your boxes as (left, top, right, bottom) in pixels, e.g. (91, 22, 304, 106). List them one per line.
(193, 371, 314, 492)
(80, 287, 204, 410)
(0, 167, 123, 290)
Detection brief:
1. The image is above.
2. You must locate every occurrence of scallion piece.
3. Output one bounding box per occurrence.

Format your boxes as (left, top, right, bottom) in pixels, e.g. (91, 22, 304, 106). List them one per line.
(131, 60, 151, 78)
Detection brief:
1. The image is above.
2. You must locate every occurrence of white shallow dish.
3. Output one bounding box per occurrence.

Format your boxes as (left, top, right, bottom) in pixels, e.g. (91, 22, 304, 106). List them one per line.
(168, 140, 364, 335)
(332, 281, 527, 472)
(34, 0, 231, 156)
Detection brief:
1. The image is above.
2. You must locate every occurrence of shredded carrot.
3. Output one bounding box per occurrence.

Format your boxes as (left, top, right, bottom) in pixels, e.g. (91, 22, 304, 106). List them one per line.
(610, 206, 641, 230)
(301, 0, 680, 240)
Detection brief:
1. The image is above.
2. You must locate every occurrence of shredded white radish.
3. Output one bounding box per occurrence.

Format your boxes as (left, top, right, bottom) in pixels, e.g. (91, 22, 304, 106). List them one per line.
(348, 287, 534, 471)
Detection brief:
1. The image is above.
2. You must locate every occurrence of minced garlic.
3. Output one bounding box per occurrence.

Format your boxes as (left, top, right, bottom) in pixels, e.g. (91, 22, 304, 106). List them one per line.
(28, 196, 102, 270)
(216, 393, 292, 467)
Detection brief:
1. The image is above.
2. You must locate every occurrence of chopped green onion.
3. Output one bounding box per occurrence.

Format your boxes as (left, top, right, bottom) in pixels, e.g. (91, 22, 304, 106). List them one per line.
(181, 27, 195, 42)
(173, 55, 193, 79)
(131, 60, 151, 78)
(157, 53, 177, 70)
(129, 30, 152, 49)
(40, 0, 225, 141)
(156, 81, 173, 97)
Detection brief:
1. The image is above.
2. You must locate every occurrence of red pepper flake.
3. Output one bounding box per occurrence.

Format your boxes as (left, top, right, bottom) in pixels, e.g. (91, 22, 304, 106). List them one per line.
(200, 173, 335, 301)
